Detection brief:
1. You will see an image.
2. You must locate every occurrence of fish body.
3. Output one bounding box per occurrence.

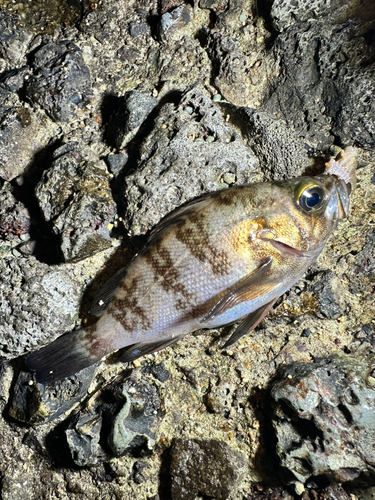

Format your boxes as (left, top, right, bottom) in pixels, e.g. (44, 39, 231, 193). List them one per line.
(26, 147, 357, 383)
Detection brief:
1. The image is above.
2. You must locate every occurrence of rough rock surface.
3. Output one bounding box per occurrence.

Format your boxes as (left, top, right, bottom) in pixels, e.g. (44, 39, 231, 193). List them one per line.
(271, 355, 375, 488)
(0, 0, 374, 499)
(35, 142, 116, 262)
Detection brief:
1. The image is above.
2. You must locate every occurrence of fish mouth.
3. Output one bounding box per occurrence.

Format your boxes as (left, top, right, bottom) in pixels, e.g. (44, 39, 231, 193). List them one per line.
(335, 178, 351, 219)
(265, 238, 316, 258)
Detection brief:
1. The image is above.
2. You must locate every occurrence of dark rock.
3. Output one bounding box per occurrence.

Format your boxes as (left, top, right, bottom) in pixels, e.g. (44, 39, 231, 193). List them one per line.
(35, 143, 116, 262)
(308, 270, 345, 319)
(271, 355, 375, 487)
(143, 362, 171, 383)
(129, 22, 151, 38)
(106, 152, 129, 177)
(25, 41, 92, 123)
(123, 86, 259, 236)
(64, 372, 163, 465)
(169, 438, 246, 500)
(9, 367, 96, 424)
(108, 90, 158, 149)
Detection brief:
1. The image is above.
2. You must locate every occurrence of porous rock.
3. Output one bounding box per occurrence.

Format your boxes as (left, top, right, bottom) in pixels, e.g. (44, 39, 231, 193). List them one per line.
(0, 12, 33, 67)
(169, 438, 246, 500)
(25, 41, 92, 123)
(123, 86, 260, 236)
(35, 142, 116, 262)
(0, 256, 82, 358)
(271, 355, 375, 487)
(0, 182, 31, 249)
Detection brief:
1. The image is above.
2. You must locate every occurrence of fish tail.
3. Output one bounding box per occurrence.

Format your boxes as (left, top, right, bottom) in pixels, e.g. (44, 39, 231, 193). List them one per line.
(25, 326, 101, 384)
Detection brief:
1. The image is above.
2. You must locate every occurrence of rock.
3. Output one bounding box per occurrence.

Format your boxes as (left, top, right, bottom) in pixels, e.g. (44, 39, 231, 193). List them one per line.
(65, 371, 163, 465)
(235, 108, 311, 181)
(107, 90, 158, 149)
(169, 438, 246, 500)
(159, 5, 193, 42)
(0, 85, 58, 181)
(9, 368, 95, 425)
(0, 256, 82, 358)
(25, 41, 92, 123)
(35, 143, 116, 262)
(207, 32, 252, 107)
(308, 270, 345, 319)
(0, 182, 31, 249)
(271, 355, 375, 487)
(123, 86, 259, 236)
(0, 12, 33, 67)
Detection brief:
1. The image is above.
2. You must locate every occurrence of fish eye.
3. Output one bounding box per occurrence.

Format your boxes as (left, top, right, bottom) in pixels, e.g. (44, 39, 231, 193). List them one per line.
(296, 183, 326, 212)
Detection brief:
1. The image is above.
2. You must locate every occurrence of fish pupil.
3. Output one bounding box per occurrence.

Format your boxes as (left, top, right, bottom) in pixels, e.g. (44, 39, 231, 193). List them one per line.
(306, 191, 321, 207)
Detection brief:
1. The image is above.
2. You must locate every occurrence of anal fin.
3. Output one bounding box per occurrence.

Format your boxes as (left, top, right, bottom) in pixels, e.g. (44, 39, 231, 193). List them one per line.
(119, 337, 182, 364)
(222, 297, 278, 349)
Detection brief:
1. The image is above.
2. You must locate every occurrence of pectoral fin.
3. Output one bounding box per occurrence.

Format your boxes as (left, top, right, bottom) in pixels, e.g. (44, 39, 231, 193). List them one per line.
(222, 297, 278, 348)
(200, 257, 274, 323)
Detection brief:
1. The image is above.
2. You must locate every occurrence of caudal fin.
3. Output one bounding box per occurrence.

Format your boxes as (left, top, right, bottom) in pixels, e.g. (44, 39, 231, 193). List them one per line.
(25, 328, 100, 384)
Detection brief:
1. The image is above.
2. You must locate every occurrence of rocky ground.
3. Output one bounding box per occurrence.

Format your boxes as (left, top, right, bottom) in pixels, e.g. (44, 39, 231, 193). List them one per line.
(0, 0, 375, 499)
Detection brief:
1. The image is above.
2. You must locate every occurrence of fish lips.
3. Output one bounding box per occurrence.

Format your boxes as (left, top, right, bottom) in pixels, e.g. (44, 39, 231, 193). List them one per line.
(335, 177, 351, 219)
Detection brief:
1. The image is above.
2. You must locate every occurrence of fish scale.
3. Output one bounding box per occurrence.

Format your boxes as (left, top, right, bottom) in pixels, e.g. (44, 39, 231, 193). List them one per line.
(26, 146, 357, 384)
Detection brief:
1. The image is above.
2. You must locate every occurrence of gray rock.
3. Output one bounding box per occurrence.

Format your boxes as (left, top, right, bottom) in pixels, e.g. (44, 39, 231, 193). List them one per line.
(234, 108, 311, 180)
(207, 32, 252, 107)
(0, 85, 58, 181)
(35, 143, 116, 262)
(271, 355, 375, 486)
(109, 90, 158, 149)
(169, 439, 247, 500)
(0, 256, 82, 358)
(123, 86, 259, 236)
(0, 182, 31, 249)
(308, 270, 345, 319)
(0, 12, 33, 67)
(264, 18, 375, 149)
(159, 5, 193, 42)
(25, 41, 92, 123)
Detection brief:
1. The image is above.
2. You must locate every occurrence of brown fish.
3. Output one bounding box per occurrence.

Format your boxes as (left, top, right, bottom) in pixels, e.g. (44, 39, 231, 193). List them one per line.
(26, 146, 357, 383)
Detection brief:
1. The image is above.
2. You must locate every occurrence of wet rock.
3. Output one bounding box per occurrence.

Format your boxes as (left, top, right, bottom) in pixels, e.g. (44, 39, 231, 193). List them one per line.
(108, 90, 158, 149)
(0, 182, 31, 249)
(106, 152, 129, 177)
(159, 5, 193, 42)
(123, 86, 259, 236)
(25, 41, 92, 123)
(169, 438, 246, 500)
(0, 256, 82, 358)
(271, 355, 375, 487)
(0, 86, 58, 181)
(65, 372, 163, 465)
(35, 143, 116, 262)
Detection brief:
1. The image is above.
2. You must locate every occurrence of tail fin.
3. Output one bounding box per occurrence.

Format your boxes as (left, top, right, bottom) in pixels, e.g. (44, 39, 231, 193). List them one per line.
(25, 328, 100, 384)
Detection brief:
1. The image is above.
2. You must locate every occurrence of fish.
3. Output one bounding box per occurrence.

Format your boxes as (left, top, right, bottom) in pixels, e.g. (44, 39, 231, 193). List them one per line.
(26, 146, 357, 384)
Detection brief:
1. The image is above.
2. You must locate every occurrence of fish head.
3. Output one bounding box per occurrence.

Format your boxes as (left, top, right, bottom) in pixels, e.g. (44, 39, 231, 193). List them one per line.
(259, 147, 357, 258)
